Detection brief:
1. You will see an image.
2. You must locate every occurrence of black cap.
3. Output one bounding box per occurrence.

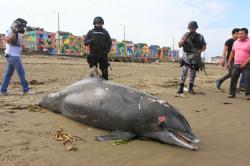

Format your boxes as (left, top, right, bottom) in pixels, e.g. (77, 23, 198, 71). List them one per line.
(93, 16, 104, 25)
(188, 21, 198, 29)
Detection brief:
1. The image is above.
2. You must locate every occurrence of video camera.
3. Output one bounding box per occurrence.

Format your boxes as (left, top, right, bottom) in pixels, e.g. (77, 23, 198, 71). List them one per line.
(12, 18, 27, 34)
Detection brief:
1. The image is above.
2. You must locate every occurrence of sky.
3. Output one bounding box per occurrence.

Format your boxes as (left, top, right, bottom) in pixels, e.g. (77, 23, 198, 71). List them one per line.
(0, 0, 249, 61)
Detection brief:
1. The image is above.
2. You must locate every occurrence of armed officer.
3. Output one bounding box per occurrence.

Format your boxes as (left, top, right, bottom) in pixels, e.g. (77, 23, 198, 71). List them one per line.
(84, 16, 112, 80)
(177, 21, 206, 94)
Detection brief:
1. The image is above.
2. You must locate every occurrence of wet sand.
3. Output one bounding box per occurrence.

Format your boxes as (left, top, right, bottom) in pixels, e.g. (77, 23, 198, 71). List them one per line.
(0, 55, 249, 166)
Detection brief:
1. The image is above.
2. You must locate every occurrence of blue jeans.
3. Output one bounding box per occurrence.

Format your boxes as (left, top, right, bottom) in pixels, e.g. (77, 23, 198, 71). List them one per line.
(0, 56, 29, 93)
(239, 75, 245, 88)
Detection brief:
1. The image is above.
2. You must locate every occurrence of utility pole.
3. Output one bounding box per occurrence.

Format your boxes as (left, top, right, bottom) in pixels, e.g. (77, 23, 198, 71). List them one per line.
(57, 11, 60, 32)
(53, 10, 61, 54)
(123, 25, 126, 41)
(172, 37, 175, 50)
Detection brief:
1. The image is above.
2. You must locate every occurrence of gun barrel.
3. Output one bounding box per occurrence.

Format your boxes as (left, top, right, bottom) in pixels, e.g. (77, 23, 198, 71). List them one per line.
(203, 68, 208, 76)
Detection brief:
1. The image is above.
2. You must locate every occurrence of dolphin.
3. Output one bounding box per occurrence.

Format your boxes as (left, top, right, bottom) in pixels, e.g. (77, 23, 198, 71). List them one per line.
(39, 70, 200, 150)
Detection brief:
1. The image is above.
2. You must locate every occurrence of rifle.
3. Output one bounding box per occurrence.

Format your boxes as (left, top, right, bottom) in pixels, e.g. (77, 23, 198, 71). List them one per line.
(108, 62, 112, 71)
(199, 62, 208, 76)
(184, 34, 207, 76)
(180, 58, 208, 76)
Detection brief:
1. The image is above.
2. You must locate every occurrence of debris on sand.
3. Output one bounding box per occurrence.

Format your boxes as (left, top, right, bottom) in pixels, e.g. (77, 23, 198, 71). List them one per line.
(195, 92, 206, 95)
(29, 80, 45, 85)
(54, 129, 85, 151)
(157, 79, 180, 88)
(28, 104, 42, 112)
(223, 102, 232, 105)
(200, 80, 214, 83)
(174, 93, 188, 98)
(112, 140, 129, 146)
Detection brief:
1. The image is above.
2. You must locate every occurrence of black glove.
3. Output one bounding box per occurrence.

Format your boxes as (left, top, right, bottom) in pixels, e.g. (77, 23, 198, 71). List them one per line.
(84, 39, 94, 46)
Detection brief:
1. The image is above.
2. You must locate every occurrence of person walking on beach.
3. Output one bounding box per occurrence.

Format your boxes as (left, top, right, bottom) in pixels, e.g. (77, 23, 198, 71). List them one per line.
(227, 28, 250, 100)
(215, 28, 239, 89)
(84, 16, 112, 80)
(0, 18, 32, 95)
(177, 21, 206, 94)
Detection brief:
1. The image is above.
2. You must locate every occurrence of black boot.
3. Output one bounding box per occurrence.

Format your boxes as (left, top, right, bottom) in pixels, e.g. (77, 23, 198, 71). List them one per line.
(177, 83, 184, 94)
(189, 83, 195, 94)
(101, 69, 108, 80)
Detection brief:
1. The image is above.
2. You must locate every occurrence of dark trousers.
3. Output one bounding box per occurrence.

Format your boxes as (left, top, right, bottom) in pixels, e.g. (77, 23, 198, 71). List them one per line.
(219, 68, 231, 83)
(230, 64, 250, 96)
(88, 53, 109, 80)
(218, 60, 233, 83)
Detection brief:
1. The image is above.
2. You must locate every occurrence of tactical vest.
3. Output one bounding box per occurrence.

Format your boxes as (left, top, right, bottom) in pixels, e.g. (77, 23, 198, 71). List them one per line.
(91, 30, 107, 52)
(183, 33, 204, 53)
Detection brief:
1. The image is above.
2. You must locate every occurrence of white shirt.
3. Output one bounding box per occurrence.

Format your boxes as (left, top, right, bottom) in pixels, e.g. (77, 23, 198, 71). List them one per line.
(5, 29, 22, 56)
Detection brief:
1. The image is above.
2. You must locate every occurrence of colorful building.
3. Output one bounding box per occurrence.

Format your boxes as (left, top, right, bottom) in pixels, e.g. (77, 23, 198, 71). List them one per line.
(156, 47, 171, 61)
(0, 34, 5, 49)
(56, 32, 85, 55)
(23, 30, 56, 52)
(126, 42, 134, 56)
(168, 49, 180, 61)
(149, 45, 160, 57)
(142, 45, 150, 57)
(109, 39, 117, 56)
(0, 25, 177, 60)
(134, 43, 145, 57)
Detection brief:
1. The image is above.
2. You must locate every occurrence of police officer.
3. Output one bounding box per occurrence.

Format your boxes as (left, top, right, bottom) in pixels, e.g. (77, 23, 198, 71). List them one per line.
(84, 16, 112, 80)
(177, 21, 206, 94)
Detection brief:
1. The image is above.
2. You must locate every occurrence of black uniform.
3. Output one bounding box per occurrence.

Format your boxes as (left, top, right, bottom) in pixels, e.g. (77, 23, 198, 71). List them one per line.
(183, 32, 206, 53)
(84, 26, 112, 80)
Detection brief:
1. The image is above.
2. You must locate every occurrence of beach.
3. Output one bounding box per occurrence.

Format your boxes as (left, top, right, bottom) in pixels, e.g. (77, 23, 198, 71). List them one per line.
(0, 55, 249, 166)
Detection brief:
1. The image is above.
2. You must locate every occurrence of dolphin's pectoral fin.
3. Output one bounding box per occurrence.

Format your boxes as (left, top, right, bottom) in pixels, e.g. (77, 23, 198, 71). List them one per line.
(96, 131, 136, 142)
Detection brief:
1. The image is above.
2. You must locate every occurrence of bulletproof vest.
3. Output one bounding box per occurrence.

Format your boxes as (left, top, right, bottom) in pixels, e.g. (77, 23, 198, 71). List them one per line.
(91, 30, 107, 52)
(183, 33, 204, 53)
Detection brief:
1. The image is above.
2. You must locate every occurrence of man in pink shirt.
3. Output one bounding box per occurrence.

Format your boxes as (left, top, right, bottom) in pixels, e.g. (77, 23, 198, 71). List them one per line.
(227, 28, 250, 99)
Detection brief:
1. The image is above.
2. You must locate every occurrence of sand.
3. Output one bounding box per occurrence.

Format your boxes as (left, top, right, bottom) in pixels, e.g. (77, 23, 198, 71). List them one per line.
(0, 55, 249, 166)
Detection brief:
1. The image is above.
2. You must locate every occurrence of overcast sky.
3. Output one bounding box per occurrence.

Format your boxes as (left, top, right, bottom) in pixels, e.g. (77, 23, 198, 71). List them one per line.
(0, 0, 249, 61)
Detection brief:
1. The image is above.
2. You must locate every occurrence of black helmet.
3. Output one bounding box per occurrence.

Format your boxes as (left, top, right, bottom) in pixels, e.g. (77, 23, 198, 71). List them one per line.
(188, 21, 198, 29)
(93, 16, 104, 25)
(12, 18, 27, 33)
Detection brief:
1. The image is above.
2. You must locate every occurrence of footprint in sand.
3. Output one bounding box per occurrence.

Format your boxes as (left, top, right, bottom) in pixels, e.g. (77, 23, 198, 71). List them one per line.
(7, 110, 17, 114)
(0, 153, 20, 162)
(34, 123, 44, 127)
(10, 141, 31, 152)
(17, 130, 34, 135)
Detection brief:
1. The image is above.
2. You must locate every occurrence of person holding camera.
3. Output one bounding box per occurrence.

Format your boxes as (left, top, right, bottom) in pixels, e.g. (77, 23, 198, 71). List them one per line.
(84, 16, 112, 80)
(177, 21, 206, 94)
(0, 18, 31, 95)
